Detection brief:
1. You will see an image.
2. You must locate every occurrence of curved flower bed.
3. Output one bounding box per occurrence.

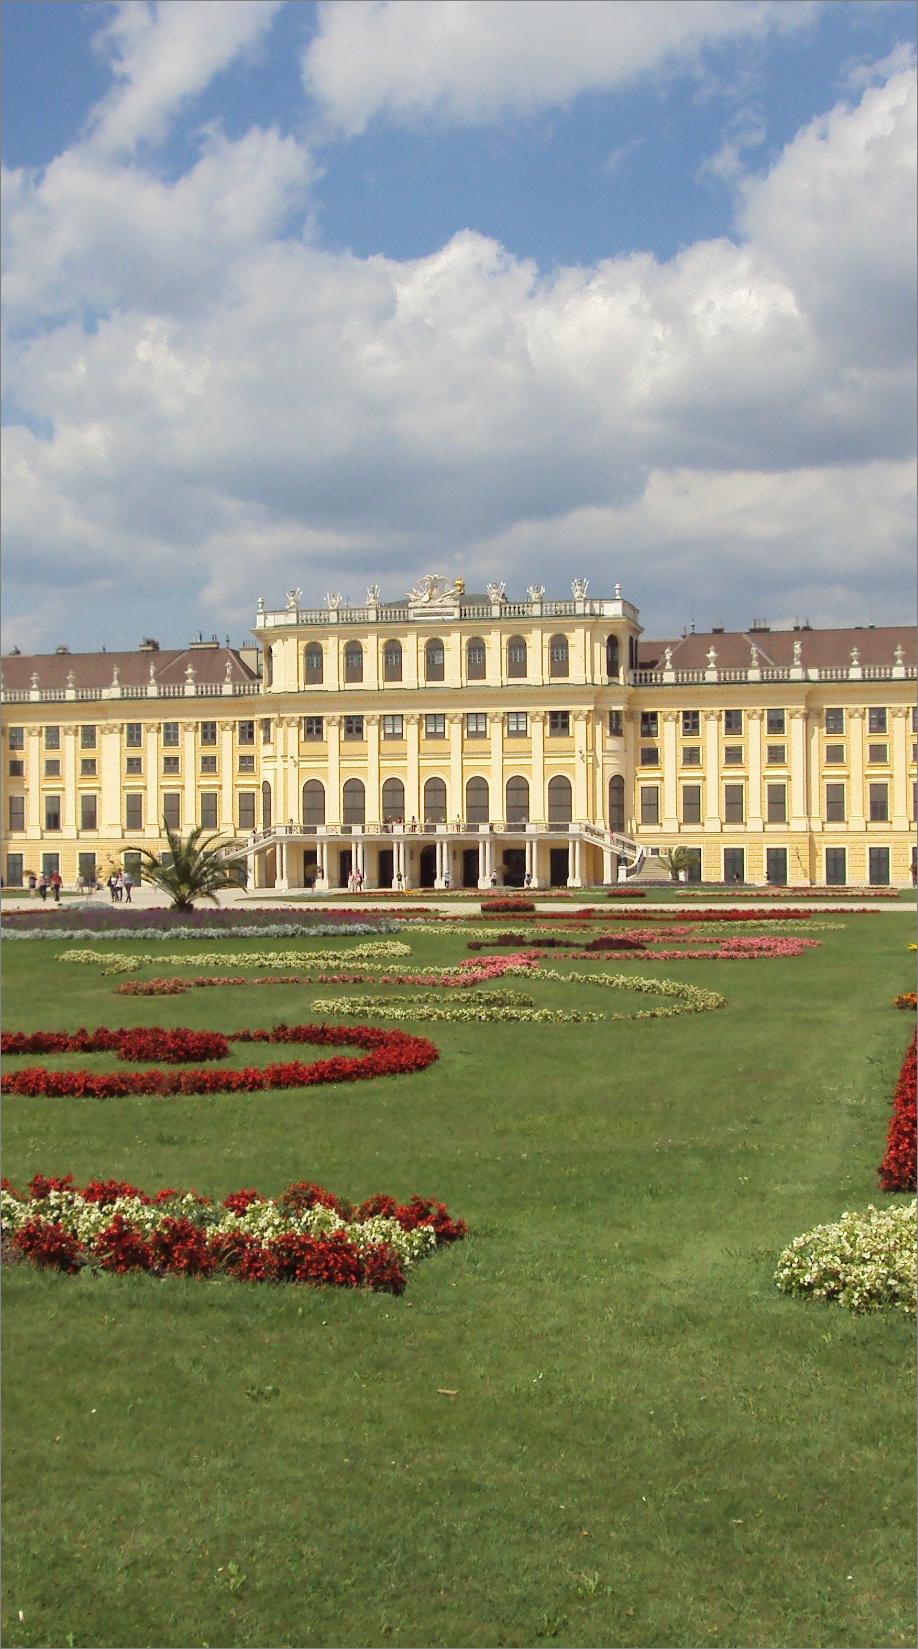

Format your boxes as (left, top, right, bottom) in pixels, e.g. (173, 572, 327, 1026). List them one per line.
(1, 1175, 466, 1294)
(774, 1201, 916, 1316)
(58, 942, 412, 975)
(311, 990, 603, 1024)
(2, 1023, 438, 1098)
(116, 955, 541, 996)
(878, 1031, 916, 1193)
(466, 931, 818, 960)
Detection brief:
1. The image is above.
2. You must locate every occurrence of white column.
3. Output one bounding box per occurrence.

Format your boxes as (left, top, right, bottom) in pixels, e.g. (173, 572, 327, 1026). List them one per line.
(326, 716, 341, 826)
(275, 838, 288, 890)
(662, 711, 678, 829)
(489, 714, 503, 820)
(366, 715, 380, 824)
(602, 846, 615, 884)
(220, 721, 235, 832)
(316, 837, 327, 890)
(405, 715, 420, 822)
(100, 725, 122, 837)
(573, 713, 589, 820)
(448, 713, 463, 818)
(62, 729, 78, 834)
(182, 722, 196, 828)
(704, 711, 720, 828)
(848, 708, 866, 828)
(477, 836, 488, 889)
(789, 708, 808, 829)
(567, 837, 577, 887)
(892, 706, 909, 827)
(26, 728, 41, 831)
(747, 709, 763, 829)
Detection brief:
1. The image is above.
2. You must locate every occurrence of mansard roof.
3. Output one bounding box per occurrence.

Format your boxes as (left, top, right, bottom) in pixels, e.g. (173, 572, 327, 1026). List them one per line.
(0, 645, 258, 693)
(638, 626, 915, 672)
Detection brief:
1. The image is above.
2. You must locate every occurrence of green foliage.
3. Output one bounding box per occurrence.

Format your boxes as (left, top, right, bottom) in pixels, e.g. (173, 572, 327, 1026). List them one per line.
(661, 845, 693, 881)
(130, 821, 241, 910)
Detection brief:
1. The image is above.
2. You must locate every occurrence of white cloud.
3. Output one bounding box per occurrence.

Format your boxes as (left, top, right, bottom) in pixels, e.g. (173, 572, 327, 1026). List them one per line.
(303, 0, 815, 134)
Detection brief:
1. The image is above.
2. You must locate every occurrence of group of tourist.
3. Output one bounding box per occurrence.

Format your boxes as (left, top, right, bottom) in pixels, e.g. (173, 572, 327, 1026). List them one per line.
(106, 870, 134, 903)
(28, 870, 63, 903)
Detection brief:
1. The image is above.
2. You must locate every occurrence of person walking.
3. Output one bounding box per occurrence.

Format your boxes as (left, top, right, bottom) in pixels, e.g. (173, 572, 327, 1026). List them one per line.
(50, 869, 62, 903)
(37, 873, 48, 901)
(123, 869, 134, 903)
(108, 872, 118, 903)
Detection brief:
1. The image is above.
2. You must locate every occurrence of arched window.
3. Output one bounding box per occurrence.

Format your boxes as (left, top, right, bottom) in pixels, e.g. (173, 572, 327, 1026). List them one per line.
(507, 635, 527, 679)
(264, 646, 274, 688)
(606, 635, 620, 678)
(261, 781, 272, 830)
(609, 775, 625, 830)
(548, 634, 569, 678)
(547, 775, 572, 824)
(304, 643, 323, 684)
(383, 640, 402, 682)
(382, 777, 405, 822)
(344, 641, 363, 683)
(425, 638, 445, 682)
(342, 778, 365, 825)
(302, 779, 325, 828)
(466, 637, 486, 680)
(506, 775, 529, 823)
(424, 777, 447, 823)
(465, 776, 489, 823)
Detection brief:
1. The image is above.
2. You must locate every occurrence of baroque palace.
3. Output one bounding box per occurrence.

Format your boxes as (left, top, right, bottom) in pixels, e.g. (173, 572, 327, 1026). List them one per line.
(1, 575, 915, 891)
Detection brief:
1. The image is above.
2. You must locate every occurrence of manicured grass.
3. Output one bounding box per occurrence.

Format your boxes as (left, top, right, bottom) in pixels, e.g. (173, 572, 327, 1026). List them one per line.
(2, 916, 916, 1649)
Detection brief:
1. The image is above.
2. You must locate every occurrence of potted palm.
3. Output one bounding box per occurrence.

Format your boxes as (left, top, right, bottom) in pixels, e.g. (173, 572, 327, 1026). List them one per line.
(130, 821, 241, 911)
(662, 846, 692, 883)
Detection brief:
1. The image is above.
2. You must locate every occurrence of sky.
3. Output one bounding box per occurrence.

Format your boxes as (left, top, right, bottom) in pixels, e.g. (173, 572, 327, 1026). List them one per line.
(1, 0, 915, 655)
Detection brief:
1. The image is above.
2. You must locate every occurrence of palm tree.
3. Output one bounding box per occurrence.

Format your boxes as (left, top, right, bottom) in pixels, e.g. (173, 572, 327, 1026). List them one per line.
(662, 845, 692, 883)
(131, 821, 241, 910)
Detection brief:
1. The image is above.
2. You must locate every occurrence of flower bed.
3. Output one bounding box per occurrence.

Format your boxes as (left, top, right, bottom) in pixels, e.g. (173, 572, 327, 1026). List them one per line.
(116, 955, 541, 996)
(539, 970, 725, 1019)
(878, 1031, 917, 1193)
(2, 1023, 438, 1098)
(481, 898, 536, 914)
(2, 909, 402, 938)
(894, 993, 917, 1010)
(310, 989, 603, 1024)
(58, 942, 412, 975)
(1, 1175, 466, 1294)
(774, 1201, 916, 1315)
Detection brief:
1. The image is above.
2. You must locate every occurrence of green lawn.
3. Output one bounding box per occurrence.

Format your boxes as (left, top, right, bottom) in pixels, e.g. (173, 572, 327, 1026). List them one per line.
(2, 916, 915, 1649)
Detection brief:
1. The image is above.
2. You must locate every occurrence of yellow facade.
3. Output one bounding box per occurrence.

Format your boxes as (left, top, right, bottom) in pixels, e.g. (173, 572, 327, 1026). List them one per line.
(2, 580, 915, 889)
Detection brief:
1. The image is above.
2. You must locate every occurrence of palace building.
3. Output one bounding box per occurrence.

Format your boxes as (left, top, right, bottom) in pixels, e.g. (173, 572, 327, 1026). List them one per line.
(1, 576, 915, 891)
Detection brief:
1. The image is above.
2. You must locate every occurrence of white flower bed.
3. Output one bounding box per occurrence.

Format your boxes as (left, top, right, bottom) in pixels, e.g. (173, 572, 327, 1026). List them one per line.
(774, 1202, 916, 1316)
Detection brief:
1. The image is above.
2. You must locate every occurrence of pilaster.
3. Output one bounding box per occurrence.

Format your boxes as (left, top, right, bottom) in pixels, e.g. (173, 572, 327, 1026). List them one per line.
(847, 708, 866, 828)
(661, 710, 678, 829)
(704, 712, 720, 828)
(529, 710, 546, 822)
(747, 709, 763, 828)
(326, 715, 342, 827)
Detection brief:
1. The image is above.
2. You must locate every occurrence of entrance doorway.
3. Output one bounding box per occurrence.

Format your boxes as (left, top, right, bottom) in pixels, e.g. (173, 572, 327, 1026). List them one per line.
(501, 848, 526, 887)
(378, 847, 394, 887)
(549, 847, 568, 887)
(461, 848, 479, 888)
(303, 851, 318, 887)
(419, 845, 438, 887)
(338, 849, 352, 888)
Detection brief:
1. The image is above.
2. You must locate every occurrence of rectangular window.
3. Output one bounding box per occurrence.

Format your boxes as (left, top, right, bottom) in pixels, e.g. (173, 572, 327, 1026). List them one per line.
(9, 760, 24, 777)
(238, 721, 255, 745)
(162, 721, 179, 747)
(163, 793, 181, 829)
(261, 718, 272, 744)
(303, 716, 324, 740)
(41, 853, 60, 879)
(825, 784, 846, 822)
(80, 758, 97, 776)
(80, 794, 98, 830)
(724, 710, 743, 734)
(506, 712, 528, 737)
(44, 726, 60, 750)
(200, 792, 218, 829)
(78, 852, 97, 886)
(162, 756, 180, 775)
(238, 754, 256, 772)
(80, 725, 96, 749)
(9, 796, 25, 830)
(639, 746, 659, 766)
(824, 744, 845, 764)
(867, 743, 888, 764)
(126, 723, 143, 747)
(45, 794, 62, 830)
(608, 710, 623, 737)
(200, 721, 217, 746)
(825, 847, 847, 885)
(766, 783, 787, 823)
(238, 791, 256, 831)
(640, 786, 659, 825)
(465, 713, 487, 738)
(125, 794, 143, 830)
(766, 847, 788, 886)
(548, 711, 570, 736)
(824, 708, 844, 733)
(424, 714, 446, 738)
(766, 744, 786, 764)
(723, 745, 743, 764)
(200, 755, 217, 774)
(913, 705, 918, 733)
(868, 707, 887, 734)
(868, 846, 890, 886)
(681, 745, 701, 766)
(723, 847, 745, 883)
(44, 760, 61, 777)
(126, 756, 143, 775)
(8, 727, 24, 751)
(724, 784, 744, 824)
(766, 709, 786, 735)
(682, 848, 702, 883)
(123, 850, 143, 885)
(343, 715, 364, 740)
(5, 853, 24, 887)
(382, 714, 403, 740)
(868, 782, 889, 822)
(681, 784, 702, 824)
(640, 711, 658, 737)
(681, 710, 699, 736)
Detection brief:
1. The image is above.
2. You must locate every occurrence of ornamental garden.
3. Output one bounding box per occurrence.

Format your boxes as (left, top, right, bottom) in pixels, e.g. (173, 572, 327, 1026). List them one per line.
(2, 892, 915, 1649)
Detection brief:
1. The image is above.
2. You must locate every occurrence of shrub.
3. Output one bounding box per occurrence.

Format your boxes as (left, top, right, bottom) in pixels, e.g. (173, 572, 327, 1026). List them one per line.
(878, 1031, 917, 1193)
(482, 899, 536, 914)
(775, 1202, 916, 1315)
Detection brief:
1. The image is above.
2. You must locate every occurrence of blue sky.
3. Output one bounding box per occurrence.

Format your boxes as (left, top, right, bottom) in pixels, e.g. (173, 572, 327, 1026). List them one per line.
(2, 0, 915, 653)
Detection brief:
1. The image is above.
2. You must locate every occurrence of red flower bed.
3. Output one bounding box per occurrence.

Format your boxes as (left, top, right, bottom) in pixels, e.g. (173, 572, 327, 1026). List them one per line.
(2, 1024, 438, 1098)
(2, 1027, 228, 1062)
(878, 1031, 917, 1193)
(894, 993, 917, 1010)
(482, 898, 536, 914)
(606, 888, 646, 898)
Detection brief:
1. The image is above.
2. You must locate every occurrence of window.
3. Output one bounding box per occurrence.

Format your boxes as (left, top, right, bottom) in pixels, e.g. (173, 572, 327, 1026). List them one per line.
(80, 757, 97, 776)
(824, 744, 845, 764)
(45, 795, 62, 830)
(723, 746, 743, 765)
(200, 721, 216, 746)
(126, 723, 143, 747)
(261, 782, 272, 829)
(5, 854, 24, 887)
(506, 776, 529, 823)
(465, 713, 487, 738)
(163, 793, 180, 829)
(507, 636, 527, 679)
(344, 642, 364, 683)
(548, 635, 569, 678)
(126, 756, 143, 775)
(913, 705, 918, 733)
(723, 848, 745, 883)
(424, 714, 446, 739)
(868, 707, 887, 734)
(767, 744, 786, 764)
(681, 711, 699, 736)
(548, 711, 570, 736)
(8, 727, 24, 751)
(465, 776, 489, 823)
(425, 639, 445, 683)
(766, 783, 786, 823)
(44, 726, 60, 750)
(766, 709, 786, 735)
(825, 847, 846, 885)
(466, 638, 486, 680)
(383, 641, 402, 682)
(303, 716, 324, 740)
(868, 847, 890, 886)
(264, 646, 273, 689)
(125, 794, 143, 830)
(682, 848, 702, 883)
(640, 711, 658, 738)
(606, 635, 620, 678)
(261, 719, 272, 745)
(682, 745, 701, 766)
(302, 780, 325, 827)
(640, 786, 659, 825)
(608, 710, 623, 737)
(199, 794, 218, 829)
(162, 721, 179, 747)
(238, 792, 256, 831)
(766, 848, 788, 886)
(304, 643, 323, 683)
(824, 708, 844, 733)
(506, 712, 528, 737)
(78, 853, 97, 886)
(343, 778, 365, 825)
(382, 715, 403, 740)
(868, 744, 888, 764)
(825, 783, 845, 823)
(868, 783, 888, 822)
(608, 775, 625, 830)
(724, 710, 743, 734)
(724, 784, 744, 824)
(9, 796, 25, 830)
(41, 853, 60, 880)
(9, 760, 24, 777)
(548, 775, 572, 824)
(44, 760, 61, 777)
(424, 777, 447, 822)
(681, 785, 702, 824)
(200, 756, 217, 775)
(163, 756, 180, 774)
(238, 721, 255, 745)
(343, 715, 364, 740)
(639, 746, 659, 766)
(238, 754, 255, 772)
(382, 778, 405, 822)
(80, 725, 97, 749)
